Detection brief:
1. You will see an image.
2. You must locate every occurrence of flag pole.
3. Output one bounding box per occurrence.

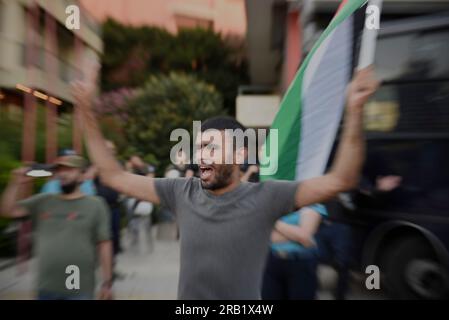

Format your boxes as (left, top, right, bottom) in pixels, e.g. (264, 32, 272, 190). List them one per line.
(357, 0, 383, 69)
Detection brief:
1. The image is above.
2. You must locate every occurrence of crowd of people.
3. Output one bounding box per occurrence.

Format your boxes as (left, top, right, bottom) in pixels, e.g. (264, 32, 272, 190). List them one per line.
(0, 65, 379, 300)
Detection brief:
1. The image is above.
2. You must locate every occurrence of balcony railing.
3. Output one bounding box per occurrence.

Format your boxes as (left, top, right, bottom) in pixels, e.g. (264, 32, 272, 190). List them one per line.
(1, 36, 78, 84)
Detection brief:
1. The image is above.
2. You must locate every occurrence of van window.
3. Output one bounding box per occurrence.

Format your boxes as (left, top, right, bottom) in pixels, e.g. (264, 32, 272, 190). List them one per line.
(365, 27, 449, 133)
(375, 28, 449, 81)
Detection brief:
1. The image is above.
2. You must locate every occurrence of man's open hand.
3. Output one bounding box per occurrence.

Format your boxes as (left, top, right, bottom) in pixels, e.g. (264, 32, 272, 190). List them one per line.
(346, 66, 380, 112)
(70, 59, 100, 112)
(98, 286, 114, 300)
(11, 167, 33, 185)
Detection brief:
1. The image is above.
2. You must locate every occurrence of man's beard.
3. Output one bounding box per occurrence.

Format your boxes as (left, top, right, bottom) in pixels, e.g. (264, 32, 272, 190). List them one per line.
(201, 165, 234, 190)
(61, 181, 79, 194)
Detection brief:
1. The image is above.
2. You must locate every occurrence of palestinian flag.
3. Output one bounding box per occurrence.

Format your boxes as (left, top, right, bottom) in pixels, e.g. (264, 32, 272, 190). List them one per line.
(260, 0, 368, 181)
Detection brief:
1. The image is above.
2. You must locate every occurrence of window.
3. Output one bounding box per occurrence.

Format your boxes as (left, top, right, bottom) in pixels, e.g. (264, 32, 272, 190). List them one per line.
(0, 0, 4, 33)
(375, 28, 449, 82)
(367, 25, 449, 134)
(174, 14, 213, 30)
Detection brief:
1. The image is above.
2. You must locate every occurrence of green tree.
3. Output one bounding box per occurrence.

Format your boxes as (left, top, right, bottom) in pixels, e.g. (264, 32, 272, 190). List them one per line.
(0, 105, 74, 194)
(123, 73, 225, 173)
(101, 19, 173, 90)
(101, 19, 248, 115)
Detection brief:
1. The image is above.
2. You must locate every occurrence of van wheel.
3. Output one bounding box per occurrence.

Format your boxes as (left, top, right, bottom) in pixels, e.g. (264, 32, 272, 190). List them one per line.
(384, 237, 448, 299)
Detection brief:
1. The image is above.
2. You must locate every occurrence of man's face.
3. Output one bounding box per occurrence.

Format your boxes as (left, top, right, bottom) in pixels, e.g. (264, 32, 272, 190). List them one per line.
(54, 166, 83, 192)
(195, 130, 241, 190)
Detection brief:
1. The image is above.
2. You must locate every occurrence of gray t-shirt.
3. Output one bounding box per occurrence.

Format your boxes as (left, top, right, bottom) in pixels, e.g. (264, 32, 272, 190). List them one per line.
(18, 194, 111, 296)
(154, 177, 299, 299)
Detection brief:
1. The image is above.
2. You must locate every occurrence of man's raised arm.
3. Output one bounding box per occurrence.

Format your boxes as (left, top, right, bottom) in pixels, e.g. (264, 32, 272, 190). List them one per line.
(71, 62, 160, 204)
(295, 66, 379, 208)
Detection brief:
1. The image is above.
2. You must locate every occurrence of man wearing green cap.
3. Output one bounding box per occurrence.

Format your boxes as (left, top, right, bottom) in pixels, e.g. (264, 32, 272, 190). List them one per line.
(0, 155, 114, 300)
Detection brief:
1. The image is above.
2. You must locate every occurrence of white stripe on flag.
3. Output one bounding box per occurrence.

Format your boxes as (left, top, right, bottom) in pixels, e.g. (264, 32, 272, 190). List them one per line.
(295, 16, 353, 181)
(302, 28, 335, 93)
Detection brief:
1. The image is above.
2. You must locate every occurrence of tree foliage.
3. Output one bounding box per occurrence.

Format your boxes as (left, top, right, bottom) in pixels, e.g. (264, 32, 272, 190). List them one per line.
(101, 19, 248, 114)
(123, 73, 225, 172)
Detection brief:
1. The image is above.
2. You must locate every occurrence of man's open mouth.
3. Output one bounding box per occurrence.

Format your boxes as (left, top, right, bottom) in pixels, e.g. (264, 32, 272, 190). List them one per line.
(199, 165, 214, 180)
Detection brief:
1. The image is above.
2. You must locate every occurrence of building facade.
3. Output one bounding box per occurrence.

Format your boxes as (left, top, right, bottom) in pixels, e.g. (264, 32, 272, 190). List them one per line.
(0, 0, 103, 163)
(80, 0, 246, 36)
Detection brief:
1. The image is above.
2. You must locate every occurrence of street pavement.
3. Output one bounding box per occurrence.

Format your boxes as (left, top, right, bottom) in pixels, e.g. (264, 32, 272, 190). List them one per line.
(0, 227, 386, 300)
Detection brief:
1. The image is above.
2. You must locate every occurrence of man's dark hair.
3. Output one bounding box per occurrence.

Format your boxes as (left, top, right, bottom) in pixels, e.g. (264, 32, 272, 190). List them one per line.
(201, 116, 247, 132)
(201, 116, 250, 151)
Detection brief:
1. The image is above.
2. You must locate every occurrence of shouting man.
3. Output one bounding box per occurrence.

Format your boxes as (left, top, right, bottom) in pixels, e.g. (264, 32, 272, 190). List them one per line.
(0, 155, 113, 300)
(71, 63, 378, 299)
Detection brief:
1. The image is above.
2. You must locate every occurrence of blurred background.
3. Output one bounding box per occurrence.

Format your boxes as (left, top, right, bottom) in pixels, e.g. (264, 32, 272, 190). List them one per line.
(0, 0, 448, 300)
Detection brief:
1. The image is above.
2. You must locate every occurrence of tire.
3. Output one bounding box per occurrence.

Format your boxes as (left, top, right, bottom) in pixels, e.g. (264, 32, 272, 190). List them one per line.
(383, 237, 449, 299)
